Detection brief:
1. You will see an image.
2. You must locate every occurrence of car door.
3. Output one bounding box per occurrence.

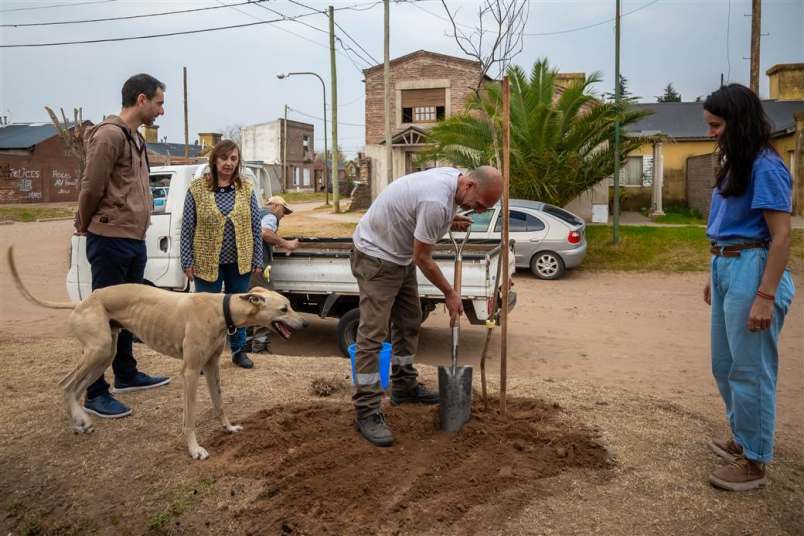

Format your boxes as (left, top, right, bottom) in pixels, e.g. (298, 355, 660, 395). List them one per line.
(143, 171, 174, 285)
(493, 209, 549, 268)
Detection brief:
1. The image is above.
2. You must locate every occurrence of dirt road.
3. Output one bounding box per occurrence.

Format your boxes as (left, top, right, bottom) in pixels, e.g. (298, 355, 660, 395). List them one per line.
(3, 220, 800, 442)
(1, 220, 802, 535)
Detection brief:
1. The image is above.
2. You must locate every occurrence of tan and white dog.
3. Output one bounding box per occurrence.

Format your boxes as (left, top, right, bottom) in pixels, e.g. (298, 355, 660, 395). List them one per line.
(7, 246, 306, 460)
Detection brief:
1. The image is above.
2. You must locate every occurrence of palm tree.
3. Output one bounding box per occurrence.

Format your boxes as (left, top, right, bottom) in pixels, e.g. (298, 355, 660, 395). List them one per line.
(417, 60, 652, 206)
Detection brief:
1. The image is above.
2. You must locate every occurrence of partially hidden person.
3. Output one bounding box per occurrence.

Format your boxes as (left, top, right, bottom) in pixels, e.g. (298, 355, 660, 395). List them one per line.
(246, 195, 300, 353)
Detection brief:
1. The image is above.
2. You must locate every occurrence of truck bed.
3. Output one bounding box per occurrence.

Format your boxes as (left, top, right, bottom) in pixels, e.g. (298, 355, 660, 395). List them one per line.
(269, 238, 507, 300)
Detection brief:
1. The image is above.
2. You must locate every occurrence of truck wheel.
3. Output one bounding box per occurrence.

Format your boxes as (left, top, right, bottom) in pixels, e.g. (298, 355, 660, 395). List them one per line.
(530, 251, 565, 280)
(336, 308, 361, 358)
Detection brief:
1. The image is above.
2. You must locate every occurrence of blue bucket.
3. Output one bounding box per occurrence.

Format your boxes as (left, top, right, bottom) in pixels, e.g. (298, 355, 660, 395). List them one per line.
(348, 342, 392, 390)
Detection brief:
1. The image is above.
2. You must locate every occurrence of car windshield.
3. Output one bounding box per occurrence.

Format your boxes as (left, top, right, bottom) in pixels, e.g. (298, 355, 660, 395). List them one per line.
(470, 210, 494, 232)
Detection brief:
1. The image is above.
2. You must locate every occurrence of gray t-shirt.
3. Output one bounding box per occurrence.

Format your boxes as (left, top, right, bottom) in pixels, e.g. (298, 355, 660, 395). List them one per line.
(353, 167, 460, 265)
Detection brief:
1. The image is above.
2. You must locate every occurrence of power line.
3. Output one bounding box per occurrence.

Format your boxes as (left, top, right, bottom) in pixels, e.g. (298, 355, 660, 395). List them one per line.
(0, 0, 269, 28)
(219, 0, 330, 49)
(251, 0, 375, 70)
(288, 107, 365, 127)
(252, 1, 328, 35)
(0, 0, 115, 13)
(0, 11, 325, 48)
(335, 21, 380, 65)
(726, 0, 732, 83)
(409, 0, 661, 37)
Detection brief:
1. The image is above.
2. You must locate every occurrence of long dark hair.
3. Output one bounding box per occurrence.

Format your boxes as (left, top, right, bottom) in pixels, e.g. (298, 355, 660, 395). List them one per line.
(703, 84, 773, 197)
(205, 139, 242, 191)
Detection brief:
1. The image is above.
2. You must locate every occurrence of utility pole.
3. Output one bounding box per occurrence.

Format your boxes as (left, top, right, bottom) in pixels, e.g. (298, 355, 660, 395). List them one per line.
(328, 5, 340, 212)
(384, 0, 392, 187)
(612, 0, 622, 244)
(750, 0, 761, 94)
(183, 66, 189, 160)
(283, 104, 288, 190)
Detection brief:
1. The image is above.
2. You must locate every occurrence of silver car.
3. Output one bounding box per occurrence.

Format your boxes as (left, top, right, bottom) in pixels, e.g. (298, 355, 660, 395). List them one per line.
(467, 199, 587, 279)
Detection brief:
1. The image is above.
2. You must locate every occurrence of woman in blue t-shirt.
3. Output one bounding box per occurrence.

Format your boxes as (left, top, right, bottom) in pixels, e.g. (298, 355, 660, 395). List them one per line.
(702, 84, 796, 491)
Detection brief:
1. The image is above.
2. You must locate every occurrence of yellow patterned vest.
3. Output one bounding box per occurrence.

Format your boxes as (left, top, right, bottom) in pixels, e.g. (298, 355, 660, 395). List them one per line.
(189, 176, 253, 282)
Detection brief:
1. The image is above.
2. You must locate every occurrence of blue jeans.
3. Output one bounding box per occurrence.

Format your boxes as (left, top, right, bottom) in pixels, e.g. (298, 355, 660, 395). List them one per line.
(193, 263, 252, 353)
(85, 233, 146, 399)
(710, 244, 795, 463)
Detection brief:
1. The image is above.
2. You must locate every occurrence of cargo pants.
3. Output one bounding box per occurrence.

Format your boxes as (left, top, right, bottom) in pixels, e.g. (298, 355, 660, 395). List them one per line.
(350, 248, 421, 418)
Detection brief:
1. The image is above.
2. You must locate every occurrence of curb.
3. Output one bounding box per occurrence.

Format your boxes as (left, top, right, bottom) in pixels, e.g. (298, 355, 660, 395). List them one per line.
(36, 217, 74, 222)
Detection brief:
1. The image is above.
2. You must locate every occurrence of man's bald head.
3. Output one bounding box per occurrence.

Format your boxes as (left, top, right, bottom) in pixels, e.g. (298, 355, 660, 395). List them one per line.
(457, 165, 503, 213)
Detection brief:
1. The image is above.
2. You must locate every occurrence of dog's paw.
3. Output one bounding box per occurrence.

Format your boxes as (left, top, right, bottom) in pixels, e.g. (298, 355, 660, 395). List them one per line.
(225, 424, 243, 433)
(71, 417, 94, 434)
(189, 446, 209, 460)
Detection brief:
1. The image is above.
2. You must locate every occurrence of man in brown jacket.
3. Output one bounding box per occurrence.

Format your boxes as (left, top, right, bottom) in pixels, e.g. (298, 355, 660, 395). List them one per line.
(76, 74, 170, 418)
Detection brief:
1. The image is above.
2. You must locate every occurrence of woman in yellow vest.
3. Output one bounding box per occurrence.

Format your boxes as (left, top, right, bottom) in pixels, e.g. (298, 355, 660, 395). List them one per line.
(179, 140, 264, 369)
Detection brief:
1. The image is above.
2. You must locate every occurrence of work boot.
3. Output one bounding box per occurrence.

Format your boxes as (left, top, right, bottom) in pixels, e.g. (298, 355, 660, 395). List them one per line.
(355, 412, 394, 447)
(232, 351, 254, 369)
(709, 456, 767, 491)
(390, 384, 439, 406)
(709, 436, 744, 462)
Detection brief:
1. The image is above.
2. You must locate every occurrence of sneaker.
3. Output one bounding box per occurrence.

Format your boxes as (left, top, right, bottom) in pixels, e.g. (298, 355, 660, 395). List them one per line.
(355, 413, 394, 447)
(709, 436, 744, 462)
(114, 372, 171, 393)
(390, 384, 439, 406)
(709, 456, 767, 491)
(232, 351, 254, 369)
(84, 393, 132, 419)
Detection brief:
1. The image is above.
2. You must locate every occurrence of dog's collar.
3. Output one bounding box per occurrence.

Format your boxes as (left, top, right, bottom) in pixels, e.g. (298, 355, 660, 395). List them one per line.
(222, 294, 237, 336)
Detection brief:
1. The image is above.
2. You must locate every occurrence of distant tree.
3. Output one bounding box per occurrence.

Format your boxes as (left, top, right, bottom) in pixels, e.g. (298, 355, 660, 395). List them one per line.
(657, 83, 682, 103)
(222, 124, 242, 146)
(45, 106, 88, 177)
(418, 60, 653, 206)
(603, 74, 638, 103)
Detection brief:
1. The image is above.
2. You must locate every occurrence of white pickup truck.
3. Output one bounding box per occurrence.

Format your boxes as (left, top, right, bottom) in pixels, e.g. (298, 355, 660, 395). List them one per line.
(66, 165, 515, 356)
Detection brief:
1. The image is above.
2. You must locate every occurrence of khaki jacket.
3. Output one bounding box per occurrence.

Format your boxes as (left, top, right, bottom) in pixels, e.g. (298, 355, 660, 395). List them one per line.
(77, 115, 152, 240)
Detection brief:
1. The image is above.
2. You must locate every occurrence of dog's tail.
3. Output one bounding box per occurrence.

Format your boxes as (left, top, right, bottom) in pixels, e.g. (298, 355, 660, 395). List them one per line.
(7, 245, 76, 310)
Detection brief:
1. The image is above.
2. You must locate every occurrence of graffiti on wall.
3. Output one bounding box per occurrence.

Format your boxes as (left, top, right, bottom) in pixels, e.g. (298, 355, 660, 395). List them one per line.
(52, 168, 79, 196)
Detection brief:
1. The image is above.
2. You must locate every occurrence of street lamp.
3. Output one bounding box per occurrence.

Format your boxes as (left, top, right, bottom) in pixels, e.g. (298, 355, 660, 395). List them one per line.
(277, 72, 330, 206)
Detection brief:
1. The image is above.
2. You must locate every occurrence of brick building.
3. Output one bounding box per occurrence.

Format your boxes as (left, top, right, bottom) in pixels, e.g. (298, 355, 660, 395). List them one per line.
(240, 119, 316, 191)
(0, 122, 92, 204)
(362, 50, 488, 198)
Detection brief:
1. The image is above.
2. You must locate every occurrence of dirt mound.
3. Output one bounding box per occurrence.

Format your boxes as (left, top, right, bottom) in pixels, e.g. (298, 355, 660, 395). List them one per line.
(207, 396, 611, 536)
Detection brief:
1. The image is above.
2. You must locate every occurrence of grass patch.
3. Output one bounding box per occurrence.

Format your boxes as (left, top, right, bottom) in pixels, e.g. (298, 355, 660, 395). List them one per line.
(282, 221, 357, 238)
(585, 225, 710, 271)
(585, 226, 804, 272)
(649, 203, 705, 225)
(147, 478, 216, 533)
(282, 191, 327, 204)
(0, 206, 75, 223)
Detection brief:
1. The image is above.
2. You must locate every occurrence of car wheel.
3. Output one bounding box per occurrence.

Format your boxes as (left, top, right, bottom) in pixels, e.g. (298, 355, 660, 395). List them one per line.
(530, 251, 565, 280)
(336, 308, 361, 358)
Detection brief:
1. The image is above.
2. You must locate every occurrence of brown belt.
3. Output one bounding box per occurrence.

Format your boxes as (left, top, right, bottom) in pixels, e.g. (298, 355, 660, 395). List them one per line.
(710, 242, 768, 257)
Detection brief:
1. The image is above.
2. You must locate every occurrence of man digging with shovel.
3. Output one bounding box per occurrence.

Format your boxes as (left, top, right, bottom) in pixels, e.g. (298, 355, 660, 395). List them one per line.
(350, 166, 502, 447)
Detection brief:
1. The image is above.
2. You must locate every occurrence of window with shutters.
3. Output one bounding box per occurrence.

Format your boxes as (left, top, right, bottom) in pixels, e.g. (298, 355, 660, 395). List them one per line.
(401, 88, 446, 124)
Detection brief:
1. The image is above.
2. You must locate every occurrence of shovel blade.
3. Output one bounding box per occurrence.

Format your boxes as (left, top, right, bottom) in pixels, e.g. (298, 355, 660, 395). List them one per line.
(438, 365, 473, 432)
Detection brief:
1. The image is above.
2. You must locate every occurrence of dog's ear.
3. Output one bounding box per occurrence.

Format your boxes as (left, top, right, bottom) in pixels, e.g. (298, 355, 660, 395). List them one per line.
(239, 293, 266, 306)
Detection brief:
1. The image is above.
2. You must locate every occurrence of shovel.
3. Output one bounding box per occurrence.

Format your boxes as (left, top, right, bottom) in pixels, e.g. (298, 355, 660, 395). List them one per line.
(438, 226, 473, 432)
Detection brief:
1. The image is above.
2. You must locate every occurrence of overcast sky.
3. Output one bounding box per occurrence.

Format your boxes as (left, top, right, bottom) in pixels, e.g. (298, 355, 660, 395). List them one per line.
(1, 0, 802, 156)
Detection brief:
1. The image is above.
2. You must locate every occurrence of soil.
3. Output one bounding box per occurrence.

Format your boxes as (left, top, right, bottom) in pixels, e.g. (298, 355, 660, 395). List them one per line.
(204, 397, 609, 536)
(0, 219, 802, 535)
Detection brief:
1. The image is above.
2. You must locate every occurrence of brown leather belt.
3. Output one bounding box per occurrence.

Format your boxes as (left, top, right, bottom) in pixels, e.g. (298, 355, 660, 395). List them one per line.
(710, 242, 768, 257)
